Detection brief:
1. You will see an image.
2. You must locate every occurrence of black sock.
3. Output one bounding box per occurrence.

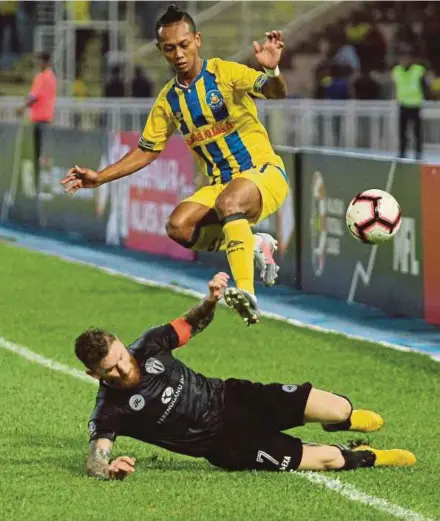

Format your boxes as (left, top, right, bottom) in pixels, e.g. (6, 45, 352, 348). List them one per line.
(323, 416, 352, 432)
(336, 447, 376, 470)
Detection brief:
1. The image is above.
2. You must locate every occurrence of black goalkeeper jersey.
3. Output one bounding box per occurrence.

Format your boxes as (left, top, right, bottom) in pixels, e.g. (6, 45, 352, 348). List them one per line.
(88, 324, 225, 457)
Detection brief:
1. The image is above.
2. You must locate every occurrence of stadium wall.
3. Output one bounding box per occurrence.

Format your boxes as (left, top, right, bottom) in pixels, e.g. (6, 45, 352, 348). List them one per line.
(0, 122, 438, 324)
(299, 150, 424, 320)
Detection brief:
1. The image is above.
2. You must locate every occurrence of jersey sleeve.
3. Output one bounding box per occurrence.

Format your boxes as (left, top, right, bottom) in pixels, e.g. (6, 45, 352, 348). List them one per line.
(88, 403, 118, 443)
(138, 96, 176, 153)
(136, 323, 187, 354)
(222, 60, 269, 99)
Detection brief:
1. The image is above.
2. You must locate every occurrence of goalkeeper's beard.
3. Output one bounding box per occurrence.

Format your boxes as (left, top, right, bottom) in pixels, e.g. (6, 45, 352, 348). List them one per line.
(106, 356, 142, 389)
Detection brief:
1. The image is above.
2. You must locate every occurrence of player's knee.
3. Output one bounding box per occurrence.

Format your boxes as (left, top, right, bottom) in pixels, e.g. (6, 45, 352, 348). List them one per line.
(215, 192, 244, 220)
(165, 217, 192, 245)
(333, 396, 352, 423)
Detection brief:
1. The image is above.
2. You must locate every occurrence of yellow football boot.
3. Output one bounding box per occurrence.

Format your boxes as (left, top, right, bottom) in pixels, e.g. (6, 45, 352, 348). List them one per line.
(349, 410, 385, 432)
(323, 409, 384, 433)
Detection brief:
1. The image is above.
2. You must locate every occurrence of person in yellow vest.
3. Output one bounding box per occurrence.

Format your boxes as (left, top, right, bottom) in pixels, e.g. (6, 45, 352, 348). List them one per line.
(392, 50, 429, 160)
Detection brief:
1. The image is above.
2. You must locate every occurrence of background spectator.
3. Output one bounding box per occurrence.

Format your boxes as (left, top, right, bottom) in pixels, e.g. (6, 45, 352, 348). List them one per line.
(362, 19, 387, 71)
(332, 34, 360, 74)
(0, 0, 21, 57)
(72, 66, 89, 129)
(131, 66, 153, 98)
(66, 0, 94, 77)
(353, 67, 381, 100)
(104, 66, 124, 98)
(392, 49, 428, 159)
(15, 52, 56, 220)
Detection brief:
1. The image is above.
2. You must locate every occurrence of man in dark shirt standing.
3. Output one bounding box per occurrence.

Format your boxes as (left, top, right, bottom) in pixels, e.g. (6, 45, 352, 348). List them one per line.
(104, 66, 124, 98)
(75, 272, 415, 480)
(131, 66, 153, 98)
(353, 67, 381, 100)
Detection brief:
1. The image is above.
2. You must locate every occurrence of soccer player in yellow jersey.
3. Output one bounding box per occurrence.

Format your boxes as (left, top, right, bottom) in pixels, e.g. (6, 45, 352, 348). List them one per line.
(62, 4, 289, 326)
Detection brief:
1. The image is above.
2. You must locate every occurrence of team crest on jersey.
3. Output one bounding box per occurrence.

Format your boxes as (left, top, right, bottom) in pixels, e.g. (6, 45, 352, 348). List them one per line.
(254, 73, 269, 94)
(282, 384, 298, 393)
(129, 394, 145, 411)
(145, 357, 165, 374)
(206, 89, 224, 111)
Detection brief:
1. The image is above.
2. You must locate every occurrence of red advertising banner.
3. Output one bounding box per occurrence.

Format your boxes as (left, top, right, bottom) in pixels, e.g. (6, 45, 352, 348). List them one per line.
(121, 133, 196, 261)
(422, 164, 440, 324)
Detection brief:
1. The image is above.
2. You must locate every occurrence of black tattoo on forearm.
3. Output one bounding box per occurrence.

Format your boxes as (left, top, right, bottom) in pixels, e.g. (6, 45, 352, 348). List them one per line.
(183, 298, 216, 337)
(87, 441, 112, 480)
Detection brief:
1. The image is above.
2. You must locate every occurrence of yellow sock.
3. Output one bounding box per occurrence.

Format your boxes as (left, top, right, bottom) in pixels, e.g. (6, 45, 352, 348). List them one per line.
(223, 217, 255, 294)
(191, 225, 259, 253)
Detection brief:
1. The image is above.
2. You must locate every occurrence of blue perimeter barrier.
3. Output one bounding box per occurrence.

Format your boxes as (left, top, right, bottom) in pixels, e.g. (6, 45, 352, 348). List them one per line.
(1, 222, 439, 362)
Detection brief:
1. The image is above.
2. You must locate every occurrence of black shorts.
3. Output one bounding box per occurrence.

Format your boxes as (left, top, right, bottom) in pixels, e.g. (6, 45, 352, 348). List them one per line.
(206, 379, 313, 472)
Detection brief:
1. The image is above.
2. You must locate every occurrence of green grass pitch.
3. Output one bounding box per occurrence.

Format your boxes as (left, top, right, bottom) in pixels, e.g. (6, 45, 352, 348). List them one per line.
(0, 241, 438, 521)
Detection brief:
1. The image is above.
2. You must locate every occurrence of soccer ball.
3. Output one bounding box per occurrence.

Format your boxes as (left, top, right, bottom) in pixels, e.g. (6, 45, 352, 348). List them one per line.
(346, 189, 402, 244)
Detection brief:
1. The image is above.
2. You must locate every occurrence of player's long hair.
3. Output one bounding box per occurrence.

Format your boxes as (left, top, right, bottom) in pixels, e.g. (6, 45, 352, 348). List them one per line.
(155, 4, 197, 40)
(75, 327, 116, 368)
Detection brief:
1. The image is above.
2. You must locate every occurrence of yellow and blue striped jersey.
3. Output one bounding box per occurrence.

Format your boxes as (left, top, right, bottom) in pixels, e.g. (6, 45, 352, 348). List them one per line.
(139, 58, 285, 184)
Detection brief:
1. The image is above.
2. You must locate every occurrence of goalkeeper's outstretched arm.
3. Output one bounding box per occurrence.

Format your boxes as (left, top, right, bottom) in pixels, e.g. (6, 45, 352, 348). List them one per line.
(171, 272, 229, 341)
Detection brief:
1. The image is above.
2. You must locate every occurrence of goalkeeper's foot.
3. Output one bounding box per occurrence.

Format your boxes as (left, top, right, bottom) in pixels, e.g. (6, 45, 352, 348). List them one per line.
(350, 440, 416, 468)
(254, 233, 279, 287)
(223, 288, 260, 326)
(323, 410, 384, 433)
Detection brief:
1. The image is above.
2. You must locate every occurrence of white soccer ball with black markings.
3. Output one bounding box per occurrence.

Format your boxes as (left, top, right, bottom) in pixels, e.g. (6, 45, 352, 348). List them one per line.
(346, 189, 402, 244)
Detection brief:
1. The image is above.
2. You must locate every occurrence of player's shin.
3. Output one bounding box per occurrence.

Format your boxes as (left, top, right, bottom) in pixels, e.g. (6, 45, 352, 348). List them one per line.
(190, 225, 265, 256)
(189, 224, 225, 252)
(222, 214, 255, 294)
(296, 444, 374, 471)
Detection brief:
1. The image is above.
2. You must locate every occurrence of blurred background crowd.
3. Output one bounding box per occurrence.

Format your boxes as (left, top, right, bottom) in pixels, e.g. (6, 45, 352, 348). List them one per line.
(1, 0, 440, 100)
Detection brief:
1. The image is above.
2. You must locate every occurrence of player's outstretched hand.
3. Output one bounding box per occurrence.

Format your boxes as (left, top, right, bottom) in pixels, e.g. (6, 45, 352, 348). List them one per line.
(61, 165, 100, 195)
(108, 456, 136, 481)
(253, 30, 284, 70)
(208, 272, 229, 302)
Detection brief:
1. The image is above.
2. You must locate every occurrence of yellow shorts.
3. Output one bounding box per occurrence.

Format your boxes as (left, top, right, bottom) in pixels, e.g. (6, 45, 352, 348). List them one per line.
(183, 163, 289, 224)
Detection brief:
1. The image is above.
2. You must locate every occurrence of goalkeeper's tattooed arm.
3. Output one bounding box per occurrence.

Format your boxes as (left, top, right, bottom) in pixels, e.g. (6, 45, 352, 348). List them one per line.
(87, 439, 136, 481)
(183, 298, 217, 338)
(87, 439, 113, 479)
(180, 272, 229, 338)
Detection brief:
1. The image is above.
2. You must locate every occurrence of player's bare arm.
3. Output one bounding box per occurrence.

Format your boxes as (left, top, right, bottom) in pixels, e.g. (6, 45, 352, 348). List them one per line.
(87, 438, 136, 481)
(253, 30, 287, 99)
(87, 438, 113, 479)
(15, 94, 37, 116)
(61, 147, 158, 195)
(179, 272, 229, 338)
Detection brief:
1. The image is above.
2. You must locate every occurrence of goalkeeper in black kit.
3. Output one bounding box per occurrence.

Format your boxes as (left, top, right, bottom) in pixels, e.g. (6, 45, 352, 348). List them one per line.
(74, 272, 416, 480)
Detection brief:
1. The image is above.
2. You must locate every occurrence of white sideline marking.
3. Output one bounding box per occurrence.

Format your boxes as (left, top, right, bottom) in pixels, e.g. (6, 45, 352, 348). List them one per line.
(299, 473, 437, 521)
(0, 336, 97, 385)
(0, 335, 436, 521)
(3, 240, 440, 362)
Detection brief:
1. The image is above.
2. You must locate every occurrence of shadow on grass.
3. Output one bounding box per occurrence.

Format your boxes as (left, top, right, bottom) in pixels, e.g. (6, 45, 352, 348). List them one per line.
(5, 434, 228, 476)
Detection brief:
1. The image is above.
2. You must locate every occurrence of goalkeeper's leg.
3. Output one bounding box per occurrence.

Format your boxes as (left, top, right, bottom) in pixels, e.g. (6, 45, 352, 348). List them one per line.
(206, 431, 415, 472)
(298, 443, 416, 470)
(304, 388, 385, 433)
